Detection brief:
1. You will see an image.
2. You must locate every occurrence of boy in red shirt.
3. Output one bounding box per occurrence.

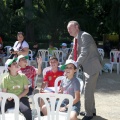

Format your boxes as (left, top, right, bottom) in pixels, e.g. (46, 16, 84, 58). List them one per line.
(40, 56, 64, 92)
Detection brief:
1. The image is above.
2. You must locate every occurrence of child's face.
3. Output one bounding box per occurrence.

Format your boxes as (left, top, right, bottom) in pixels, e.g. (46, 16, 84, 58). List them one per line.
(18, 57, 27, 67)
(49, 59, 59, 69)
(62, 46, 66, 49)
(8, 62, 20, 71)
(64, 63, 76, 77)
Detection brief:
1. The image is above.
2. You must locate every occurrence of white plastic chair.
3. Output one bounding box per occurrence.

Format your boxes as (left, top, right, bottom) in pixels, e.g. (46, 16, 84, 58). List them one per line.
(28, 75, 38, 103)
(28, 49, 34, 65)
(98, 48, 105, 75)
(0, 46, 12, 64)
(38, 49, 49, 68)
(98, 48, 104, 60)
(52, 50, 64, 65)
(110, 51, 120, 74)
(76, 66, 84, 80)
(34, 93, 73, 120)
(0, 92, 25, 120)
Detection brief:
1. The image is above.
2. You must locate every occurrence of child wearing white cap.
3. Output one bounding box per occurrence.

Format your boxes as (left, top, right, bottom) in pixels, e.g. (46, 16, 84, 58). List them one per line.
(17, 55, 42, 95)
(1, 58, 32, 120)
(59, 59, 81, 120)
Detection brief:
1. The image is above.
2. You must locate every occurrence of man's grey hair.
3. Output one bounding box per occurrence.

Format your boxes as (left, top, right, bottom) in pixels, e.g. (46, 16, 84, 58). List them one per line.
(68, 20, 80, 29)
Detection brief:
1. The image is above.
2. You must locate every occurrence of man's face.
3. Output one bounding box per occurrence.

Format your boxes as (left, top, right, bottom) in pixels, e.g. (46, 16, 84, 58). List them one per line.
(49, 59, 58, 69)
(67, 23, 78, 37)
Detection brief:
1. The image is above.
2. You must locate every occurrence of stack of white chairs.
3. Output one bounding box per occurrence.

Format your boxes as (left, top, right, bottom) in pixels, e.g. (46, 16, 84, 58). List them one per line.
(38, 49, 49, 68)
(52, 50, 64, 65)
(110, 50, 120, 74)
(0, 92, 25, 120)
(34, 93, 73, 120)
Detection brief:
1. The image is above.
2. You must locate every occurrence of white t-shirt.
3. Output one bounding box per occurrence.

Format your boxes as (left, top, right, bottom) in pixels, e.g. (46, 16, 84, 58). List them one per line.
(13, 40, 29, 51)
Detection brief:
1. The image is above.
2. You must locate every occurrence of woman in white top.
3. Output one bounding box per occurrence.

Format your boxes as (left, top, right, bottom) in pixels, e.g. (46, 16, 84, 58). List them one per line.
(12, 32, 29, 57)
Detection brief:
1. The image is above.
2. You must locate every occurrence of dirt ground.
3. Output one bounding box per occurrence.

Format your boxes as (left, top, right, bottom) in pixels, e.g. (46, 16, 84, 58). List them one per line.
(78, 71, 120, 120)
(34, 58, 120, 120)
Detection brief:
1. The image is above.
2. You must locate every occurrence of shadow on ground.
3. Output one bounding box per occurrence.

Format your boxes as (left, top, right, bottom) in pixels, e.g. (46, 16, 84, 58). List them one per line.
(78, 116, 108, 120)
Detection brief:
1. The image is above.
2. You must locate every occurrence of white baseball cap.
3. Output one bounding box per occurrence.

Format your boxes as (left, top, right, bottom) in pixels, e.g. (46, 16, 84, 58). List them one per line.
(61, 43, 67, 46)
(65, 59, 77, 67)
(5, 58, 17, 70)
(17, 55, 29, 63)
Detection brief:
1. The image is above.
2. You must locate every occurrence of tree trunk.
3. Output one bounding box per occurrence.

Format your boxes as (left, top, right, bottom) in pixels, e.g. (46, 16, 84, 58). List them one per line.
(25, 0, 34, 42)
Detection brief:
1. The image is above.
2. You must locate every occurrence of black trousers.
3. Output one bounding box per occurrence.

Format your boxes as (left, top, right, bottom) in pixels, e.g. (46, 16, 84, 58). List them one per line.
(5, 97, 32, 120)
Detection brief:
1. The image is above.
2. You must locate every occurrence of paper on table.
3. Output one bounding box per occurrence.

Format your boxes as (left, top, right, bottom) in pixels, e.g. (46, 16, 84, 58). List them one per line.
(44, 87, 55, 93)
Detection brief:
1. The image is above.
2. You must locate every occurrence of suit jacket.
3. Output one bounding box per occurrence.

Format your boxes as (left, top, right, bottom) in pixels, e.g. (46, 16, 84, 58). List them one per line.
(68, 31, 102, 75)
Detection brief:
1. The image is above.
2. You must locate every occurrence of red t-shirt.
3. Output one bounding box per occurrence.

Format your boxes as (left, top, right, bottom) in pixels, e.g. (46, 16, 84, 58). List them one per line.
(44, 70, 64, 87)
(19, 66, 37, 88)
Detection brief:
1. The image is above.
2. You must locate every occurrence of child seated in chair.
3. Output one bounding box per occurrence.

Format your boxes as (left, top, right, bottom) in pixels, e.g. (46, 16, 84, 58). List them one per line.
(59, 59, 80, 120)
(17, 55, 42, 95)
(40, 56, 64, 92)
(40, 56, 64, 112)
(1, 58, 32, 120)
(42, 59, 80, 120)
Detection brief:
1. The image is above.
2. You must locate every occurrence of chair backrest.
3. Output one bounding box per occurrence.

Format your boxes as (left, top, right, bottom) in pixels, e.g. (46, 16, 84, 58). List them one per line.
(4, 46, 12, 56)
(34, 93, 73, 120)
(110, 51, 120, 63)
(54, 76, 66, 93)
(52, 50, 64, 64)
(38, 49, 49, 62)
(29, 49, 33, 60)
(76, 66, 84, 80)
(98, 48, 104, 60)
(0, 92, 19, 120)
(42, 66, 52, 76)
(76, 77, 84, 94)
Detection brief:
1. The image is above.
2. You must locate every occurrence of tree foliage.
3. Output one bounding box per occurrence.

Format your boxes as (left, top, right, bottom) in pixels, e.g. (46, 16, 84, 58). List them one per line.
(0, 0, 119, 43)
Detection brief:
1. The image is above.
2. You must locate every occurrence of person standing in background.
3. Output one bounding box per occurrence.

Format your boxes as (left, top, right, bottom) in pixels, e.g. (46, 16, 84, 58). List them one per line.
(48, 41, 57, 56)
(67, 21, 102, 120)
(60, 43, 69, 61)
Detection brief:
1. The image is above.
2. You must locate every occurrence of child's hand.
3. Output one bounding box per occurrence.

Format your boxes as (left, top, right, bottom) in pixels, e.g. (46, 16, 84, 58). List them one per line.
(40, 88, 44, 93)
(7, 97, 13, 101)
(58, 87, 63, 93)
(59, 107, 67, 112)
(37, 57, 42, 65)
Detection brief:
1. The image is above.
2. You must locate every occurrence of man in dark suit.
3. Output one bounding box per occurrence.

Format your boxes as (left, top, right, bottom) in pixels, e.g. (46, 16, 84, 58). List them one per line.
(67, 21, 102, 120)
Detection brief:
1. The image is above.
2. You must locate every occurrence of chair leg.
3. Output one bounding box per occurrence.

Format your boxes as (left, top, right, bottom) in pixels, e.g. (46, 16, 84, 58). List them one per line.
(117, 63, 119, 74)
(110, 63, 113, 73)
